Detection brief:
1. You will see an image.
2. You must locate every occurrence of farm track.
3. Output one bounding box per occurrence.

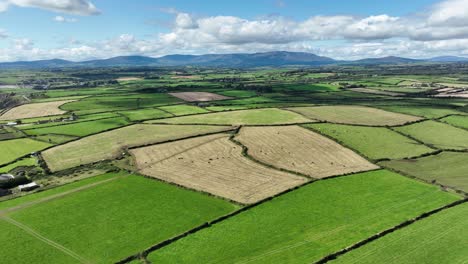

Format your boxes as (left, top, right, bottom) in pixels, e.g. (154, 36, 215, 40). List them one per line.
(1, 216, 92, 264)
(0, 175, 123, 216)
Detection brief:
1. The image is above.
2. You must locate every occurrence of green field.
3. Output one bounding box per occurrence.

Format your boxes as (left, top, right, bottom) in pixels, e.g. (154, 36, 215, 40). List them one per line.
(394, 120, 468, 150)
(379, 105, 465, 118)
(0, 138, 51, 166)
(147, 170, 459, 264)
(332, 202, 468, 264)
(42, 124, 234, 171)
(440, 115, 468, 129)
(380, 152, 468, 192)
(151, 108, 313, 125)
(0, 157, 37, 173)
(305, 123, 434, 160)
(158, 104, 209, 115)
(118, 108, 172, 121)
(23, 117, 130, 137)
(288, 106, 421, 126)
(0, 172, 238, 263)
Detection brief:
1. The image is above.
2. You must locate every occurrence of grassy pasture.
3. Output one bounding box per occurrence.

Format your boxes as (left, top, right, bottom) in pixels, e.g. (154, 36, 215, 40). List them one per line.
(440, 115, 468, 129)
(43, 124, 234, 171)
(151, 108, 313, 125)
(395, 120, 468, 150)
(217, 90, 258, 98)
(288, 105, 421, 126)
(158, 104, 209, 115)
(236, 126, 378, 178)
(23, 117, 129, 137)
(305, 123, 434, 160)
(379, 105, 466, 118)
(0, 138, 51, 166)
(0, 157, 37, 173)
(276, 83, 340, 92)
(60, 94, 181, 113)
(332, 202, 468, 264)
(118, 108, 171, 121)
(381, 152, 468, 192)
(131, 134, 307, 204)
(0, 172, 238, 263)
(148, 170, 459, 264)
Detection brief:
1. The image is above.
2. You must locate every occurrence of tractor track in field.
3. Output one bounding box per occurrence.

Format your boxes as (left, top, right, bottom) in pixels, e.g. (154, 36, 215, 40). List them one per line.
(1, 216, 92, 264)
(0, 175, 123, 216)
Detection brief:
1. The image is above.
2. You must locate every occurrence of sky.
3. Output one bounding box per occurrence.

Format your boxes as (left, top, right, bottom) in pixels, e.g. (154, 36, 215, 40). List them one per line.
(1, 0, 468, 61)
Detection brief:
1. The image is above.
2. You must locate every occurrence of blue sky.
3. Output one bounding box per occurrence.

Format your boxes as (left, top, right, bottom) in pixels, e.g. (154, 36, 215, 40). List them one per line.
(0, 0, 467, 61)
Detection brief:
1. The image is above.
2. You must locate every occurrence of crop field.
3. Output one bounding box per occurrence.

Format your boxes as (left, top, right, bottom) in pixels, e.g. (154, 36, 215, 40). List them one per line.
(332, 202, 468, 264)
(380, 152, 468, 192)
(1, 66, 468, 263)
(394, 120, 468, 150)
(0, 138, 51, 166)
(235, 126, 378, 178)
(287, 105, 422, 126)
(152, 108, 313, 125)
(131, 134, 308, 204)
(42, 124, 234, 171)
(169, 92, 232, 102)
(305, 123, 434, 160)
(0, 100, 74, 120)
(158, 104, 210, 115)
(440, 115, 468, 129)
(378, 105, 466, 118)
(0, 172, 238, 263)
(118, 108, 172, 121)
(147, 170, 459, 263)
(23, 117, 130, 137)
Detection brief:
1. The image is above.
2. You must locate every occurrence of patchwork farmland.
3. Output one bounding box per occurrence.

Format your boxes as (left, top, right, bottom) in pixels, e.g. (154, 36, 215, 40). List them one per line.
(0, 66, 467, 264)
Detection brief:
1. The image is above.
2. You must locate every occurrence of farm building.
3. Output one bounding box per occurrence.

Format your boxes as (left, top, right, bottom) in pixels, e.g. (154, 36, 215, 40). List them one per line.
(0, 173, 15, 182)
(0, 188, 12, 197)
(18, 182, 39, 192)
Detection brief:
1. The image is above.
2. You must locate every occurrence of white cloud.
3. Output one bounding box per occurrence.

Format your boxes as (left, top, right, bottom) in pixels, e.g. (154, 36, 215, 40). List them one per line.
(54, 15, 77, 23)
(428, 0, 468, 26)
(0, 0, 99, 15)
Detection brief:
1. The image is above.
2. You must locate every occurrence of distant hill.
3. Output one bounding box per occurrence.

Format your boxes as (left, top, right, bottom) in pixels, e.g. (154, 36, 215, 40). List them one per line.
(349, 56, 422, 65)
(1, 52, 467, 69)
(428, 56, 468, 62)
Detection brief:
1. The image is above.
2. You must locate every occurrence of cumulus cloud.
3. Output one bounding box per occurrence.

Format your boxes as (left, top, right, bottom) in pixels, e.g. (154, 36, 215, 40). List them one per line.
(54, 15, 77, 22)
(0, 0, 99, 15)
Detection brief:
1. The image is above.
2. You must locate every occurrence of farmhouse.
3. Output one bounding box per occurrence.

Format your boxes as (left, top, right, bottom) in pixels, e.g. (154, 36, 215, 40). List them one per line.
(18, 182, 39, 192)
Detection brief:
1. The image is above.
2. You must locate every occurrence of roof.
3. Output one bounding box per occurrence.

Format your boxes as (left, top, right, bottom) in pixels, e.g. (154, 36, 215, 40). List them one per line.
(0, 174, 15, 181)
(18, 182, 39, 189)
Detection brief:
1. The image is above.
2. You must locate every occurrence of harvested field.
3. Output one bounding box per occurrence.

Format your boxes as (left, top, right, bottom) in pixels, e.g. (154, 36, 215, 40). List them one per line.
(235, 126, 378, 178)
(151, 108, 313, 125)
(43, 124, 234, 172)
(0, 100, 75, 120)
(116, 77, 143, 82)
(130, 134, 308, 204)
(148, 170, 459, 264)
(169, 92, 232, 102)
(287, 105, 422, 126)
(332, 202, 468, 264)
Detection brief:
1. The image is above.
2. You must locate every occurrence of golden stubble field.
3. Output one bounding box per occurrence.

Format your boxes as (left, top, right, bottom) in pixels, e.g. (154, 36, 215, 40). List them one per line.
(235, 126, 379, 178)
(168, 92, 232, 102)
(130, 134, 308, 204)
(43, 124, 234, 172)
(0, 100, 75, 120)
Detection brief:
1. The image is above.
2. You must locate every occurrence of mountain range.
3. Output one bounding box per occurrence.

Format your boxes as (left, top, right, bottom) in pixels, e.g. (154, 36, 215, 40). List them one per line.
(1, 51, 467, 69)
